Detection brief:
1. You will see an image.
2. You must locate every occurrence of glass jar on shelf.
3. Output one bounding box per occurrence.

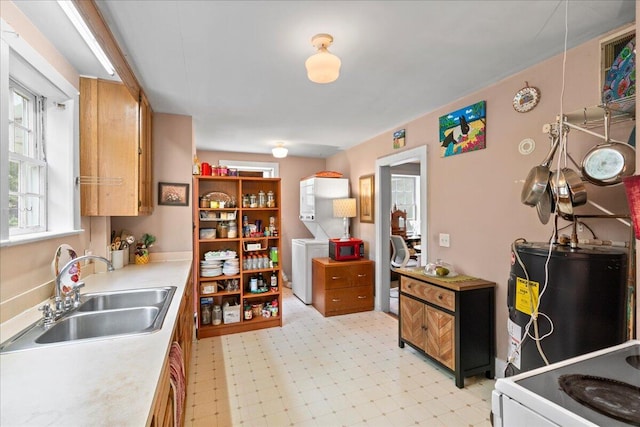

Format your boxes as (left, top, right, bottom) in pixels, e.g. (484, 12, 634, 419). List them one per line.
(267, 191, 275, 207)
(217, 222, 228, 239)
(258, 190, 266, 208)
(201, 303, 212, 325)
(228, 220, 238, 238)
(249, 194, 257, 208)
(212, 305, 222, 325)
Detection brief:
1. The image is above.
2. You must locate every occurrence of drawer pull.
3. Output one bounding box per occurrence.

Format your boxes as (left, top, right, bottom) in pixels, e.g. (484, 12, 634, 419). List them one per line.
(332, 298, 341, 302)
(438, 295, 443, 300)
(357, 295, 367, 299)
(357, 274, 366, 278)
(331, 276, 342, 280)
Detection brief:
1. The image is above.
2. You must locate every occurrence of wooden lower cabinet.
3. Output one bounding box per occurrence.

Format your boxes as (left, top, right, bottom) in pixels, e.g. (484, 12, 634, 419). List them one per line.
(148, 276, 193, 427)
(149, 360, 174, 427)
(312, 257, 374, 317)
(398, 270, 495, 388)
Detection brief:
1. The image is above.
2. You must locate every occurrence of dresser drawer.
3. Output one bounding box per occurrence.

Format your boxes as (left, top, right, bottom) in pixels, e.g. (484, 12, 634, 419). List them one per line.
(323, 267, 351, 289)
(401, 276, 455, 311)
(325, 286, 374, 314)
(351, 264, 373, 286)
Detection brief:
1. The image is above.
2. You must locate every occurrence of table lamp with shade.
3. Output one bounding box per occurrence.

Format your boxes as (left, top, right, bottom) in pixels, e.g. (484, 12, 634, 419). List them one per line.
(333, 198, 357, 241)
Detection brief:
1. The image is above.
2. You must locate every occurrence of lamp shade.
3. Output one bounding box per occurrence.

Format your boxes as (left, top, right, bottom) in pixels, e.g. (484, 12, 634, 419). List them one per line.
(305, 34, 341, 84)
(333, 198, 356, 218)
(272, 145, 288, 158)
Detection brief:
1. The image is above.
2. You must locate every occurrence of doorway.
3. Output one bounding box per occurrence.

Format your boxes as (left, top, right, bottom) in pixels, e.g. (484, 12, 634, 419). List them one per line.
(374, 146, 428, 313)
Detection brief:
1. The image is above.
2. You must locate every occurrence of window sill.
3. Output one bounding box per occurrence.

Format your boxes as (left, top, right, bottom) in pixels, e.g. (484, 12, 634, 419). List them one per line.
(0, 229, 83, 248)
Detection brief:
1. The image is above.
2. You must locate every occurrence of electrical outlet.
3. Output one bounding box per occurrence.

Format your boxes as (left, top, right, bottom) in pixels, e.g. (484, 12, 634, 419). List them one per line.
(577, 223, 584, 233)
(439, 233, 450, 247)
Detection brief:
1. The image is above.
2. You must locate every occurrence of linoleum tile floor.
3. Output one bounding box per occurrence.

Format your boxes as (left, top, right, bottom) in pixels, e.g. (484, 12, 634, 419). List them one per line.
(185, 287, 494, 426)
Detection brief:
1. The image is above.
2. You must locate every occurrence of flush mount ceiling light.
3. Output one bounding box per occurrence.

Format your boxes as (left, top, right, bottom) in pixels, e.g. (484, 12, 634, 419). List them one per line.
(272, 143, 288, 158)
(305, 33, 341, 84)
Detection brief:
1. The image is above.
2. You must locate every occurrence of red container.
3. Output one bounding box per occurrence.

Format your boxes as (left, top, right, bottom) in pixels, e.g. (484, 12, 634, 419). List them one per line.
(201, 162, 212, 176)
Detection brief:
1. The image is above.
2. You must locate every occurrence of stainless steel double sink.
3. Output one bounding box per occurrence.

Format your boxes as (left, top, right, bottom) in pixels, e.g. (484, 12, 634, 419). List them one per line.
(0, 287, 176, 353)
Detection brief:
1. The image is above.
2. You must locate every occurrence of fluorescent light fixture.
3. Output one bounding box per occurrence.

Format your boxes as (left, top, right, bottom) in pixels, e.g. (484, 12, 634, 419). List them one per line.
(57, 0, 115, 76)
(272, 143, 288, 158)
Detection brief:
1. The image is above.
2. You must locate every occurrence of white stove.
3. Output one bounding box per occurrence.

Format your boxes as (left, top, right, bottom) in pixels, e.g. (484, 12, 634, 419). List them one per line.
(492, 340, 640, 426)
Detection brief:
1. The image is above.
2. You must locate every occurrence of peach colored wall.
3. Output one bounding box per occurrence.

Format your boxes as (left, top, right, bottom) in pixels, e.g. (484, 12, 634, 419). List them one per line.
(112, 114, 194, 254)
(196, 151, 327, 282)
(327, 26, 635, 365)
(0, 0, 79, 90)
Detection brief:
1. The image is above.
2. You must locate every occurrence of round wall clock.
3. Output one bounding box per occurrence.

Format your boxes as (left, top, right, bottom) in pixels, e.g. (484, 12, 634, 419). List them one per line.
(513, 84, 541, 113)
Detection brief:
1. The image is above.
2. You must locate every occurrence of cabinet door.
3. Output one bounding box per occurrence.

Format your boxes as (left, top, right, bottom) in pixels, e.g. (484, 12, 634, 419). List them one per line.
(425, 305, 455, 370)
(80, 78, 140, 216)
(138, 93, 153, 215)
(400, 295, 425, 349)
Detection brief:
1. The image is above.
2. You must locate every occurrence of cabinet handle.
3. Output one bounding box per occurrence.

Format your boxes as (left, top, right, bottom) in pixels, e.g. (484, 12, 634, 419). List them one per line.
(438, 295, 443, 300)
(357, 295, 366, 299)
(357, 274, 366, 278)
(331, 276, 342, 280)
(332, 298, 341, 302)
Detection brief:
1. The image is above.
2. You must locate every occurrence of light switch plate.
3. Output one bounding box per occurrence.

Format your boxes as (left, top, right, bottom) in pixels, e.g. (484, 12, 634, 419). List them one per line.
(439, 233, 450, 247)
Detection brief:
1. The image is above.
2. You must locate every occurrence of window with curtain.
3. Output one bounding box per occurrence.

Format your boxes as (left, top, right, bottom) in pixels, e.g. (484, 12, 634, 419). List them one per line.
(391, 174, 420, 235)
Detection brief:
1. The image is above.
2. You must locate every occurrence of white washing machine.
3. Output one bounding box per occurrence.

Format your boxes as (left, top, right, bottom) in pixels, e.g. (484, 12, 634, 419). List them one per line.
(291, 238, 328, 304)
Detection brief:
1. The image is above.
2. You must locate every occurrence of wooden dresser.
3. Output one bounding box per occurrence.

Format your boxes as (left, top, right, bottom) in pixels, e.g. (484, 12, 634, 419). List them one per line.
(312, 257, 375, 317)
(397, 268, 495, 388)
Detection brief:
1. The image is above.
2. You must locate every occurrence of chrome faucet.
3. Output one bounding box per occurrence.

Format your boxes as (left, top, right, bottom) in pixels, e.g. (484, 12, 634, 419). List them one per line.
(53, 255, 114, 314)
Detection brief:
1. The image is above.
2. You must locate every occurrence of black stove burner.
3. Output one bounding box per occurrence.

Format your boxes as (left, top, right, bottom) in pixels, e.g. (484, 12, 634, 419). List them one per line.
(628, 355, 640, 370)
(559, 374, 640, 426)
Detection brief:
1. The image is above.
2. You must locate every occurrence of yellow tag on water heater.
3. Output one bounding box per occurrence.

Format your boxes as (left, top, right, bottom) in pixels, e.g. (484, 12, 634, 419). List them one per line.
(515, 277, 540, 315)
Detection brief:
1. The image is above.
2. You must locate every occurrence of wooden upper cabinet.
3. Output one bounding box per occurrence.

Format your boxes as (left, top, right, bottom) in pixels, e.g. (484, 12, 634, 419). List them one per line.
(80, 77, 153, 216)
(138, 92, 153, 215)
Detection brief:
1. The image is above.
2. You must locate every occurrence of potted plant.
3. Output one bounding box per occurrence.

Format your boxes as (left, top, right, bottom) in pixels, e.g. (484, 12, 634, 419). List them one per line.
(135, 233, 156, 264)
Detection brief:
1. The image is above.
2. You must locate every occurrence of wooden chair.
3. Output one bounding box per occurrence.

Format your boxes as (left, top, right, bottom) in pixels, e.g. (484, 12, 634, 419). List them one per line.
(391, 207, 407, 239)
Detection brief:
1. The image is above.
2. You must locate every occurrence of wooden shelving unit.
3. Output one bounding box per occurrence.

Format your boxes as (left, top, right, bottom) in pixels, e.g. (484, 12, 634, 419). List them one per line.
(193, 175, 282, 338)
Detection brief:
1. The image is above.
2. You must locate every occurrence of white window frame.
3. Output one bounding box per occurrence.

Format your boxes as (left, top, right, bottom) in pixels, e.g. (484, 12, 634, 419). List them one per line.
(391, 174, 420, 230)
(8, 79, 47, 235)
(1, 19, 81, 246)
(218, 160, 280, 177)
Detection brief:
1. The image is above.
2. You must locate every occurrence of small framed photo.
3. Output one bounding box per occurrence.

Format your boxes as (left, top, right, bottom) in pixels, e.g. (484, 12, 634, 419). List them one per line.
(158, 182, 189, 206)
(393, 129, 406, 149)
(359, 174, 374, 223)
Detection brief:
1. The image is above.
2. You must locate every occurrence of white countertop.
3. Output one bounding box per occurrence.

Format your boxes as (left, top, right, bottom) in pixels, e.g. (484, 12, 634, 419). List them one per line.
(0, 259, 192, 427)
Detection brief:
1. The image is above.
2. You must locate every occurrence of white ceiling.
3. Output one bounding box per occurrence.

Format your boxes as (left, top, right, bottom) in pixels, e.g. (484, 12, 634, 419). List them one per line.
(14, 1, 635, 158)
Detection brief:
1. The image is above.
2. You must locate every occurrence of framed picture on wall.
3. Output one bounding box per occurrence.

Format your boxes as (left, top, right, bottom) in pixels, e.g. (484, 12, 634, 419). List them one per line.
(158, 182, 189, 206)
(359, 174, 374, 223)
